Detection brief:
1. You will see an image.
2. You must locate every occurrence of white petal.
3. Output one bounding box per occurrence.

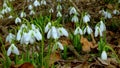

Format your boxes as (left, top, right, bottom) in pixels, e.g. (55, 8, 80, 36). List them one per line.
(51, 26, 58, 39)
(47, 29, 52, 39)
(101, 51, 107, 60)
(87, 26, 92, 34)
(7, 46, 12, 56)
(34, 29, 42, 41)
(74, 27, 80, 35)
(95, 26, 99, 37)
(11, 44, 19, 55)
(83, 14, 90, 23)
(57, 42, 64, 50)
(33, 0, 40, 7)
(45, 22, 51, 33)
(16, 30, 22, 41)
(100, 21, 106, 32)
(28, 4, 33, 10)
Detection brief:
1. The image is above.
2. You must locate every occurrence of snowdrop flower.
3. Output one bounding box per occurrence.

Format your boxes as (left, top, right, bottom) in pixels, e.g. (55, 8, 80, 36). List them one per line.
(34, 28, 42, 41)
(71, 15, 79, 23)
(8, 15, 13, 19)
(7, 44, 19, 56)
(15, 17, 21, 24)
(57, 11, 62, 17)
(28, 4, 33, 10)
(56, 4, 62, 11)
(28, 30, 36, 44)
(83, 14, 90, 23)
(100, 10, 112, 19)
(6, 33, 15, 43)
(20, 32, 30, 45)
(74, 27, 83, 35)
(0, 14, 3, 19)
(16, 29, 22, 41)
(5, 7, 11, 13)
(94, 26, 102, 37)
(41, 0, 46, 5)
(29, 10, 35, 15)
(101, 51, 107, 60)
(113, 9, 120, 15)
(84, 26, 93, 35)
(69, 7, 77, 15)
(31, 24, 36, 30)
(57, 42, 64, 50)
(1, 9, 6, 14)
(20, 11, 26, 18)
(47, 26, 59, 39)
(49, 8, 54, 13)
(57, 27, 68, 37)
(45, 22, 51, 33)
(100, 21, 106, 32)
(3, 2, 7, 8)
(33, 0, 40, 7)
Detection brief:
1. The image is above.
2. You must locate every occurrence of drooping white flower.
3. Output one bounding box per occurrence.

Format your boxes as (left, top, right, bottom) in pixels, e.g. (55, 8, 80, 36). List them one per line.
(100, 10, 112, 19)
(113, 9, 119, 15)
(100, 21, 106, 32)
(28, 30, 36, 44)
(84, 26, 93, 35)
(6, 33, 15, 43)
(57, 27, 68, 37)
(7, 44, 19, 56)
(101, 51, 107, 60)
(5, 7, 11, 13)
(71, 15, 79, 23)
(34, 28, 42, 41)
(57, 11, 62, 17)
(45, 22, 51, 33)
(83, 14, 90, 23)
(69, 7, 77, 15)
(49, 8, 54, 13)
(33, 0, 40, 7)
(47, 26, 59, 39)
(94, 26, 102, 37)
(29, 10, 35, 15)
(3, 2, 7, 8)
(28, 4, 33, 10)
(74, 27, 83, 35)
(41, 0, 46, 5)
(15, 17, 21, 24)
(56, 4, 62, 11)
(57, 42, 64, 50)
(20, 32, 30, 45)
(20, 11, 26, 18)
(51, 26, 59, 39)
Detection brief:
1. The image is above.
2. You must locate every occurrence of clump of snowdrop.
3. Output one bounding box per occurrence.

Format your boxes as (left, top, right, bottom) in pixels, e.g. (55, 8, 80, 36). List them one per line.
(83, 13, 91, 23)
(1, 2, 12, 14)
(101, 50, 107, 60)
(84, 25, 93, 35)
(74, 27, 83, 35)
(69, 7, 79, 23)
(99, 10, 112, 19)
(7, 44, 19, 56)
(94, 20, 106, 37)
(15, 17, 21, 24)
(113, 9, 120, 15)
(45, 22, 69, 39)
(6, 33, 15, 43)
(33, 0, 40, 7)
(16, 24, 42, 45)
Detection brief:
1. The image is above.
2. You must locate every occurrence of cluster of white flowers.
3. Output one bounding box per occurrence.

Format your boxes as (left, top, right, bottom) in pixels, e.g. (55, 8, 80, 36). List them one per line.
(45, 22, 68, 39)
(95, 21, 106, 37)
(1, 2, 11, 15)
(113, 9, 120, 15)
(16, 24, 42, 45)
(69, 7, 79, 23)
(99, 10, 112, 19)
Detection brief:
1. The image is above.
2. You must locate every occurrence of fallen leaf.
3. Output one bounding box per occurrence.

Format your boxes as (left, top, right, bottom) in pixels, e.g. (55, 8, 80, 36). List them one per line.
(18, 62, 34, 68)
(49, 51, 61, 67)
(80, 36, 94, 52)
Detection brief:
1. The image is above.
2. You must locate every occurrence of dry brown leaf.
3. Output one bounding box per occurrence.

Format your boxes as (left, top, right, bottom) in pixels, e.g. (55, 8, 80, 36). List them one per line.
(49, 51, 61, 66)
(18, 62, 34, 68)
(80, 36, 94, 52)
